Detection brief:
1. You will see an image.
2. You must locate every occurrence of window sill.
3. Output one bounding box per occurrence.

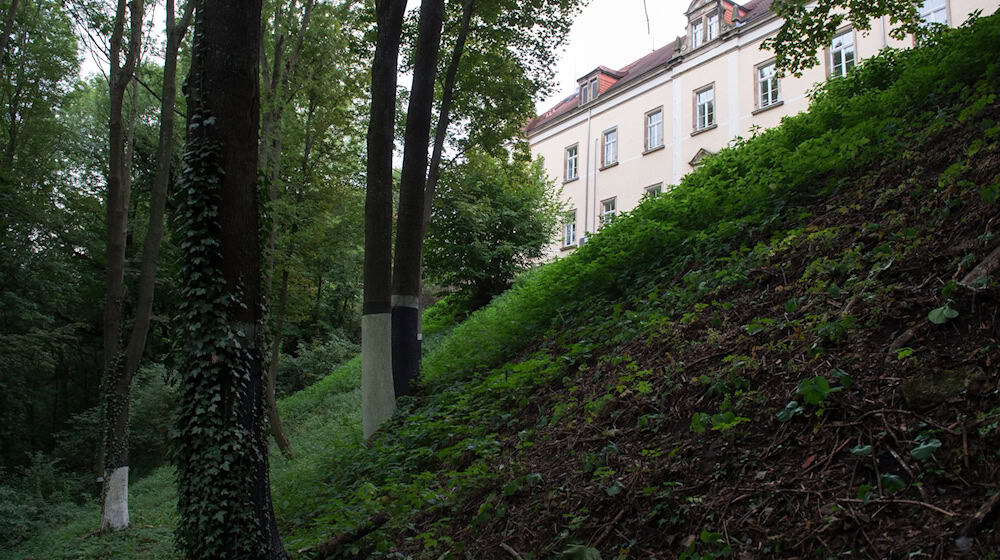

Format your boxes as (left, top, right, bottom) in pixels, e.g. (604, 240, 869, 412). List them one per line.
(560, 244, 577, 252)
(643, 144, 665, 156)
(599, 161, 619, 171)
(752, 100, 783, 115)
(690, 123, 717, 137)
(563, 177, 579, 185)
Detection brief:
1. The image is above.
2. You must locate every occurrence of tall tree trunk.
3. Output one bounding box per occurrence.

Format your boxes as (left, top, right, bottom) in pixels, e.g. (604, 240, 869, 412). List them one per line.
(362, 0, 406, 439)
(421, 0, 475, 236)
(390, 0, 445, 397)
(122, 0, 194, 386)
(175, 0, 283, 558)
(100, 0, 143, 532)
(413, 0, 475, 360)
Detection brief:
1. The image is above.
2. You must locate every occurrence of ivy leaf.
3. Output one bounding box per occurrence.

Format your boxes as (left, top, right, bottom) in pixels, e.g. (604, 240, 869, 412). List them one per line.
(857, 483, 873, 504)
(910, 438, 942, 460)
(881, 473, 906, 494)
(797, 376, 840, 405)
(776, 401, 803, 422)
(690, 412, 709, 433)
(830, 368, 853, 390)
(850, 444, 873, 456)
(928, 304, 959, 324)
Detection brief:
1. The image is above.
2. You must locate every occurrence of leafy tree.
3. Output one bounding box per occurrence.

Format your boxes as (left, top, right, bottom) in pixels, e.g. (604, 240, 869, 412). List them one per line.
(424, 151, 562, 309)
(0, 0, 96, 470)
(763, 0, 933, 75)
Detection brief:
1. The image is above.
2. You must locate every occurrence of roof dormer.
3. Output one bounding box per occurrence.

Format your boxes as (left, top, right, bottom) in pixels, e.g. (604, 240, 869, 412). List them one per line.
(684, 0, 746, 52)
(577, 66, 625, 106)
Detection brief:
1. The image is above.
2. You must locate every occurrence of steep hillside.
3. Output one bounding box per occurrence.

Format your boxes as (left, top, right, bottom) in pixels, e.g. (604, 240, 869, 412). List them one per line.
(288, 16, 1000, 560)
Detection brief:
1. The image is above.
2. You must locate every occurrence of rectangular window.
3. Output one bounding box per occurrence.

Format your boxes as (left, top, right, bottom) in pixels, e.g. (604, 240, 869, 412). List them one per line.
(830, 31, 856, 78)
(645, 107, 663, 150)
(600, 197, 616, 227)
(919, 0, 947, 25)
(563, 211, 576, 247)
(757, 62, 779, 108)
(707, 13, 719, 41)
(695, 86, 715, 130)
(692, 21, 703, 49)
(602, 127, 617, 167)
(644, 183, 662, 198)
(590, 78, 599, 100)
(565, 144, 578, 181)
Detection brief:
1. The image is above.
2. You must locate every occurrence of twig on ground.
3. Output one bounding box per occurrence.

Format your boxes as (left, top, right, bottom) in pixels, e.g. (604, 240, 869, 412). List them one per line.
(312, 512, 389, 559)
(594, 509, 626, 548)
(837, 498, 957, 517)
(961, 491, 1000, 537)
(501, 543, 525, 560)
(887, 319, 927, 353)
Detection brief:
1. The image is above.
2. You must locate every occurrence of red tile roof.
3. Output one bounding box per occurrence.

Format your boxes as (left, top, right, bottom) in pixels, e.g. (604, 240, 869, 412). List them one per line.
(525, 0, 775, 135)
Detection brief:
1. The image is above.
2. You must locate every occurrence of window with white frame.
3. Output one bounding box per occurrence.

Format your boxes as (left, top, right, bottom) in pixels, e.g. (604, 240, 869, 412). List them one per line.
(692, 21, 704, 49)
(695, 86, 715, 130)
(646, 107, 663, 150)
(919, 0, 947, 25)
(757, 61, 779, 108)
(644, 183, 662, 198)
(829, 31, 856, 78)
(579, 77, 599, 105)
(565, 144, 578, 181)
(563, 211, 577, 247)
(600, 197, 616, 227)
(602, 127, 618, 167)
(707, 13, 719, 41)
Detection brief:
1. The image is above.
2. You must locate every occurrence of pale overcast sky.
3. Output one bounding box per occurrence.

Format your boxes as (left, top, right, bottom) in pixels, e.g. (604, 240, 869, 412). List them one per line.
(536, 0, 689, 113)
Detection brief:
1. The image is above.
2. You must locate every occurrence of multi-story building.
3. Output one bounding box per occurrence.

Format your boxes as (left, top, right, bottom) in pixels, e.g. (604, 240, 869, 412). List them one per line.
(527, 0, 997, 257)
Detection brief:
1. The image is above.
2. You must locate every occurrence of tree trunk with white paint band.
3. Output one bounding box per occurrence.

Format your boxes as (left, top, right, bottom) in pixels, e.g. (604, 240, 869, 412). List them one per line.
(362, 0, 406, 439)
(362, 312, 395, 439)
(101, 466, 129, 530)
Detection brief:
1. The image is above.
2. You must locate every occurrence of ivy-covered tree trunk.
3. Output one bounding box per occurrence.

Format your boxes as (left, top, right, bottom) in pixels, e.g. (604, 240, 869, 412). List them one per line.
(175, 0, 285, 558)
(390, 0, 444, 397)
(362, 0, 406, 439)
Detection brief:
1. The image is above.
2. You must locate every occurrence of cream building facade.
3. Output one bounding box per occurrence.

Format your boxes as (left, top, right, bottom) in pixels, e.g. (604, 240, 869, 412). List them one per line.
(526, 0, 998, 257)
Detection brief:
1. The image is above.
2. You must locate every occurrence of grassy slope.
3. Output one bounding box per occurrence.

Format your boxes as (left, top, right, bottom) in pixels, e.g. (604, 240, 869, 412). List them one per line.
(6, 14, 1000, 560)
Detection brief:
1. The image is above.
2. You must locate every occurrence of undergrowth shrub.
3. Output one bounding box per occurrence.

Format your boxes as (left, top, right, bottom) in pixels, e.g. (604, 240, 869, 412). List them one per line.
(0, 453, 90, 548)
(277, 331, 359, 397)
